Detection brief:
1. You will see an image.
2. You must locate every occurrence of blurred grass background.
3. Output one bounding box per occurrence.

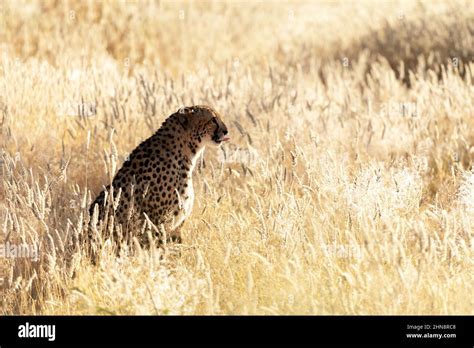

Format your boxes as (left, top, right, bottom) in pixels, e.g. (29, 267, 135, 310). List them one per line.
(0, 0, 473, 314)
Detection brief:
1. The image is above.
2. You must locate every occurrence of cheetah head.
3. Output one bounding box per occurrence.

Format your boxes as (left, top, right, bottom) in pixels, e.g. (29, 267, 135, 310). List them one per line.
(176, 105, 230, 147)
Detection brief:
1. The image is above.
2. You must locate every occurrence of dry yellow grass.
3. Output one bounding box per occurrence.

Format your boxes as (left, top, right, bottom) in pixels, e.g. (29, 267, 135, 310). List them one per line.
(0, 0, 473, 315)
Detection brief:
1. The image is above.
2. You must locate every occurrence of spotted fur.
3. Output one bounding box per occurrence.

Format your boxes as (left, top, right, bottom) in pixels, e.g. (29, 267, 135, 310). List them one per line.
(87, 105, 229, 248)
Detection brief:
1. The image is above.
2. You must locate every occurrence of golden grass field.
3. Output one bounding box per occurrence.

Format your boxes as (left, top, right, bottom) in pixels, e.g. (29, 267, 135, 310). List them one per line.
(0, 0, 473, 314)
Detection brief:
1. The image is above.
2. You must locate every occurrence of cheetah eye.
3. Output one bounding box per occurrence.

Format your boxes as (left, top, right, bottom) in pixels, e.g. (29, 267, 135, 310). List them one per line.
(208, 117, 218, 128)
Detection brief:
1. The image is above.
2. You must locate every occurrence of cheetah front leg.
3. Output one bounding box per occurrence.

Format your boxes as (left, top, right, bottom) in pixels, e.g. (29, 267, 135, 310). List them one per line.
(156, 225, 182, 245)
(169, 228, 182, 244)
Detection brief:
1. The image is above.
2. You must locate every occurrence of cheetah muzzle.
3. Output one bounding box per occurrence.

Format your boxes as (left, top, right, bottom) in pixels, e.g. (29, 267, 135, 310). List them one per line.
(86, 105, 229, 254)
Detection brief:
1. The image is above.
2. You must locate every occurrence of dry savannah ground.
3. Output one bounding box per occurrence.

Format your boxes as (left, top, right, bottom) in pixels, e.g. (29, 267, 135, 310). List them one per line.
(0, 0, 473, 315)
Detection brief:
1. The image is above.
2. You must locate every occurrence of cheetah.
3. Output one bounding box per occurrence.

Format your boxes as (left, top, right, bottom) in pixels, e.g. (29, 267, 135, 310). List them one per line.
(86, 105, 229, 250)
